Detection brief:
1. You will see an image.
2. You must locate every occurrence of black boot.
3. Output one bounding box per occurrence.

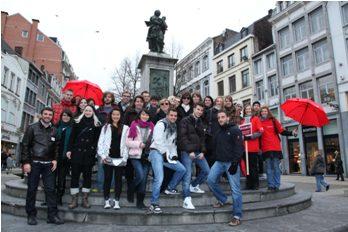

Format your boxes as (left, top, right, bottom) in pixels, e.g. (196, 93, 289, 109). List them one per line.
(136, 193, 146, 209)
(127, 185, 134, 203)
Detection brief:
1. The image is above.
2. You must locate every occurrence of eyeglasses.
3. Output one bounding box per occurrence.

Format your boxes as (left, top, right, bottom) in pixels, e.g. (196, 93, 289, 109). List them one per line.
(161, 102, 169, 106)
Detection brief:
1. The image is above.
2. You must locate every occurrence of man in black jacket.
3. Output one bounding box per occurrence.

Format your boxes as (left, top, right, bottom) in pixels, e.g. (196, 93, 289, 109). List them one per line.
(207, 110, 243, 226)
(179, 103, 210, 209)
(21, 107, 63, 225)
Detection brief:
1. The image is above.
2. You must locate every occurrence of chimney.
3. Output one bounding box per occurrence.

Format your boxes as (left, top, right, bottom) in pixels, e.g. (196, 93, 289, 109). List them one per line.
(1, 11, 8, 35)
(26, 18, 40, 59)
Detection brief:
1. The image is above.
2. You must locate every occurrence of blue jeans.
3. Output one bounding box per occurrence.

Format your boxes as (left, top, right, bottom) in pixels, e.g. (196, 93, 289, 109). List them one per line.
(130, 159, 150, 194)
(315, 174, 328, 191)
(149, 149, 186, 205)
(265, 157, 281, 188)
(207, 161, 243, 219)
(181, 151, 210, 198)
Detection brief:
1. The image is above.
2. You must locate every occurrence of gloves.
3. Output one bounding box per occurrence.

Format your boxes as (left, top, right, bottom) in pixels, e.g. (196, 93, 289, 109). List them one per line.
(244, 135, 252, 141)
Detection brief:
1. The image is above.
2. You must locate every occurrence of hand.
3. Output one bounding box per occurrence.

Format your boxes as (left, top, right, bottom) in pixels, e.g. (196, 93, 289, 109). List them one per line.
(140, 143, 146, 149)
(198, 153, 204, 160)
(102, 158, 108, 164)
(244, 135, 252, 141)
(189, 152, 195, 160)
(292, 128, 298, 137)
(66, 151, 71, 159)
(51, 160, 57, 171)
(23, 163, 31, 174)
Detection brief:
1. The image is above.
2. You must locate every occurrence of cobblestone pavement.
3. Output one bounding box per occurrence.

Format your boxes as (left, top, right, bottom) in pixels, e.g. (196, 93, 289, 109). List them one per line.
(2, 173, 348, 232)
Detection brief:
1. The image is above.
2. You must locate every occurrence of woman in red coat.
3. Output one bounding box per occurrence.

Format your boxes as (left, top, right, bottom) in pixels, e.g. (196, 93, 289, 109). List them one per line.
(259, 106, 297, 191)
(241, 105, 264, 190)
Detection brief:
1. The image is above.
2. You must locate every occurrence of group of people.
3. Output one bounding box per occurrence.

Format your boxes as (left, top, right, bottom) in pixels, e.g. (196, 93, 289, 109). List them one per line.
(21, 88, 299, 227)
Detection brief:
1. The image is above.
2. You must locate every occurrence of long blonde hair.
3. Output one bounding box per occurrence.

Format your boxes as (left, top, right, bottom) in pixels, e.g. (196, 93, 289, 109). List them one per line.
(75, 105, 101, 127)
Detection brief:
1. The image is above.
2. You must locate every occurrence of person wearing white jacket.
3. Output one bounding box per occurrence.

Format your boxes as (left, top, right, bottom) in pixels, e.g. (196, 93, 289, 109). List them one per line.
(147, 108, 186, 214)
(97, 108, 129, 210)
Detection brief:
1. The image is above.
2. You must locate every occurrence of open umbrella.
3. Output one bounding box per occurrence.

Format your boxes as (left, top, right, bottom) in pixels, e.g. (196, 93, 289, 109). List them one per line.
(280, 98, 329, 127)
(62, 80, 103, 106)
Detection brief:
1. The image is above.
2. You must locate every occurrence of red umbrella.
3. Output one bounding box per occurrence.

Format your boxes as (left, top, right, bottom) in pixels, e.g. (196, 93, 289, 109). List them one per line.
(62, 80, 103, 106)
(281, 98, 329, 127)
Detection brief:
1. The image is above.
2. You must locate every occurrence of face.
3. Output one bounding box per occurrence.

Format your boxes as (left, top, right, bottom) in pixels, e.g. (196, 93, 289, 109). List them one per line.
(79, 99, 88, 110)
(150, 99, 158, 107)
(182, 96, 190, 105)
(111, 110, 121, 124)
(245, 106, 252, 115)
(140, 111, 150, 122)
(142, 93, 151, 103)
(192, 95, 200, 104)
(253, 104, 260, 112)
(261, 108, 268, 118)
(122, 92, 131, 104)
(225, 99, 232, 108)
(41, 110, 53, 123)
(88, 100, 95, 106)
(84, 106, 94, 118)
(175, 98, 181, 107)
(193, 105, 204, 118)
(134, 98, 144, 110)
(61, 113, 71, 123)
(104, 94, 113, 104)
(204, 98, 212, 107)
(167, 111, 178, 124)
(215, 98, 223, 107)
(64, 91, 73, 102)
(160, 101, 170, 111)
(217, 112, 228, 126)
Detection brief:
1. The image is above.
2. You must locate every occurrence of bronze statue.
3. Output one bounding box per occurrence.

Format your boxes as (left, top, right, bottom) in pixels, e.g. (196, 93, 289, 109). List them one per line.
(146, 10, 167, 53)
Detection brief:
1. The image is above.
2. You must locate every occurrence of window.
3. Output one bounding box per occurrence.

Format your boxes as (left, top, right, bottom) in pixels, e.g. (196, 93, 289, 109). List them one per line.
(182, 70, 187, 82)
(188, 66, 193, 79)
(241, 69, 249, 88)
(313, 39, 329, 65)
(203, 80, 209, 97)
(36, 34, 44, 41)
(240, 46, 248, 61)
(217, 81, 224, 96)
(202, 55, 209, 72)
(293, 17, 306, 42)
(256, 80, 265, 100)
(1, 97, 8, 122)
(343, 3, 348, 25)
(296, 47, 309, 72)
(228, 54, 235, 68)
(217, 60, 223, 74)
(268, 75, 279, 97)
(14, 46, 23, 56)
(9, 73, 15, 92)
(284, 86, 296, 100)
(318, 76, 336, 104)
(16, 78, 21, 95)
(266, 53, 275, 70)
(254, 59, 262, 75)
(8, 112, 15, 125)
(300, 81, 314, 100)
(2, 66, 9, 87)
(309, 7, 324, 34)
(278, 27, 291, 49)
(229, 75, 236, 93)
(21, 30, 29, 38)
(281, 55, 293, 76)
(194, 61, 201, 76)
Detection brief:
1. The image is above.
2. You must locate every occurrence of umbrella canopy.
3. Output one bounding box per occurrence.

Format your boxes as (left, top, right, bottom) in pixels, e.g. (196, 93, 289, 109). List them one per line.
(280, 98, 329, 127)
(62, 80, 103, 106)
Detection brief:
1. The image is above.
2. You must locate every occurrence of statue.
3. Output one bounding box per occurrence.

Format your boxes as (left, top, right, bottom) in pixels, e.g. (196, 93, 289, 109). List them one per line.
(146, 10, 167, 53)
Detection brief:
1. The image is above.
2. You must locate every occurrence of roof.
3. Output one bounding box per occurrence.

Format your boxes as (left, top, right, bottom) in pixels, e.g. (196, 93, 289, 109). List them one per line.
(1, 38, 16, 54)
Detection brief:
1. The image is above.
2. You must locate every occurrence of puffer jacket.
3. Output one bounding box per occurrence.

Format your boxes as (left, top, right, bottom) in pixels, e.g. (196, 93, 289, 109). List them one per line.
(178, 115, 206, 153)
(125, 126, 152, 159)
(310, 155, 326, 175)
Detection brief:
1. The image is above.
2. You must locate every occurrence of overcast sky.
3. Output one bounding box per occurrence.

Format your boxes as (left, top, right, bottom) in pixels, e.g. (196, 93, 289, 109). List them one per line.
(2, 0, 276, 91)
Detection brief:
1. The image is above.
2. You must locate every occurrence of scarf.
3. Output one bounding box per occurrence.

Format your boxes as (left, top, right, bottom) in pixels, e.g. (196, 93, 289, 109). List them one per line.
(56, 121, 72, 157)
(181, 103, 191, 113)
(128, 119, 154, 139)
(61, 99, 73, 107)
(162, 118, 177, 139)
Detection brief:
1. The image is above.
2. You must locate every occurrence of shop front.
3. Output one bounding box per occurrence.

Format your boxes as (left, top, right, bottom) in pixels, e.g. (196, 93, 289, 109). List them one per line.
(323, 120, 340, 174)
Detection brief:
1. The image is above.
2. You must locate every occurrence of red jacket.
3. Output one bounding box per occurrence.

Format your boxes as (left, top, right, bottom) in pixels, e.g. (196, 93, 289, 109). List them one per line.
(240, 116, 263, 153)
(260, 118, 284, 153)
(52, 100, 77, 125)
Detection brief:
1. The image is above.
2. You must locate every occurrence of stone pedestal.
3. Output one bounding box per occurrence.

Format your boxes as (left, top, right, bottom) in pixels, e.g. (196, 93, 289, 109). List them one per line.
(138, 52, 178, 98)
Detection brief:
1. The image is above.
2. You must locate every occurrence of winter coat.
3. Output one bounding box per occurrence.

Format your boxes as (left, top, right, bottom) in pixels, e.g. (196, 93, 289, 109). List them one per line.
(311, 155, 326, 175)
(123, 107, 139, 126)
(335, 157, 344, 174)
(52, 100, 77, 125)
(260, 118, 284, 153)
(153, 109, 166, 124)
(96, 104, 119, 125)
(177, 104, 193, 123)
(240, 116, 264, 153)
(125, 125, 153, 159)
(178, 115, 206, 153)
(118, 101, 130, 117)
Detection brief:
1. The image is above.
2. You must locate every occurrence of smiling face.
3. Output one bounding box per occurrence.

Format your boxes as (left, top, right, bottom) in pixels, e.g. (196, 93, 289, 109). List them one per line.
(160, 100, 170, 112)
(140, 111, 150, 122)
(261, 108, 268, 118)
(193, 104, 204, 118)
(79, 99, 88, 111)
(134, 97, 144, 110)
(204, 97, 213, 108)
(64, 90, 74, 102)
(84, 106, 94, 118)
(111, 110, 121, 124)
(61, 112, 71, 123)
(215, 97, 223, 108)
(41, 110, 53, 123)
(225, 98, 232, 108)
(167, 110, 178, 124)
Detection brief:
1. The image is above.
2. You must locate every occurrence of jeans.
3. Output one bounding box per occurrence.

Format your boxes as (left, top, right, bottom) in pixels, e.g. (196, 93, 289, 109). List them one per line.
(207, 161, 243, 219)
(315, 175, 328, 191)
(26, 162, 58, 218)
(265, 157, 281, 188)
(181, 152, 210, 198)
(130, 159, 150, 194)
(149, 149, 186, 205)
(70, 163, 93, 194)
(103, 164, 124, 200)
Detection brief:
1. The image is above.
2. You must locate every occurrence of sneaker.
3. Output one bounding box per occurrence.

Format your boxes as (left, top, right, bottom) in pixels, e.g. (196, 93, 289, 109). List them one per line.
(113, 200, 120, 210)
(147, 204, 162, 214)
(183, 197, 195, 209)
(326, 185, 330, 191)
(104, 199, 111, 209)
(228, 217, 241, 226)
(190, 184, 205, 194)
(164, 189, 179, 195)
(213, 201, 224, 208)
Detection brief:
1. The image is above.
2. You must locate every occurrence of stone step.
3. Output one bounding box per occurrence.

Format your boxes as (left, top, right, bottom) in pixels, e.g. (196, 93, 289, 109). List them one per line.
(4, 179, 295, 207)
(1, 190, 312, 225)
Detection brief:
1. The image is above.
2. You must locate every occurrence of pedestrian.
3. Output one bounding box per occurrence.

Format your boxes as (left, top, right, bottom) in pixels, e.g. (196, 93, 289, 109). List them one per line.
(21, 107, 64, 225)
(153, 98, 170, 124)
(335, 152, 345, 181)
(97, 108, 129, 209)
(66, 105, 101, 209)
(52, 89, 77, 125)
(310, 151, 330, 192)
(1, 150, 8, 171)
(179, 102, 210, 209)
(125, 109, 154, 208)
(177, 92, 193, 122)
(147, 108, 186, 214)
(207, 110, 244, 226)
(75, 98, 88, 118)
(6, 153, 15, 174)
(259, 106, 297, 191)
(55, 109, 74, 205)
(241, 105, 263, 190)
(192, 92, 202, 105)
(118, 91, 132, 117)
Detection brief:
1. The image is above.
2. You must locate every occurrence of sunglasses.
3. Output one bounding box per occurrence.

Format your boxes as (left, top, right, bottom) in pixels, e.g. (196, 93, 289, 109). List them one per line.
(161, 102, 169, 105)
(182, 97, 190, 100)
